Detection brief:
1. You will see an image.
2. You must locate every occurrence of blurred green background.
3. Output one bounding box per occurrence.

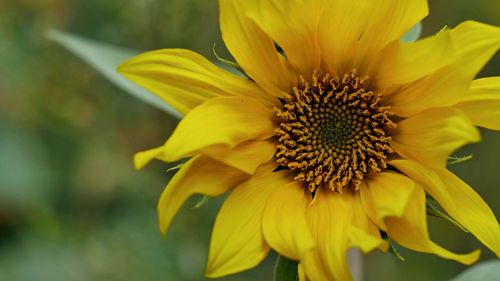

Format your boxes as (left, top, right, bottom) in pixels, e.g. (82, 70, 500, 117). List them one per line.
(0, 0, 498, 280)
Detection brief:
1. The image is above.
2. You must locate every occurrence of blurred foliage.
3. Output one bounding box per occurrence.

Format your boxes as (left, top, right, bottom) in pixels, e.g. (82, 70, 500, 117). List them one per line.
(451, 260, 500, 281)
(0, 0, 499, 280)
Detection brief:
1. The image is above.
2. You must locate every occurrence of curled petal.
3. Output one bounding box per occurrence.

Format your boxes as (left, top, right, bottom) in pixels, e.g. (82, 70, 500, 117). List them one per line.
(118, 48, 274, 115)
(389, 21, 500, 117)
(343, 191, 387, 252)
(360, 172, 415, 230)
(455, 77, 500, 130)
(201, 140, 276, 174)
(161, 96, 274, 162)
(356, 0, 429, 70)
(391, 159, 500, 257)
(385, 184, 480, 264)
(206, 164, 289, 277)
(262, 181, 315, 260)
(302, 190, 354, 281)
(158, 156, 248, 235)
(391, 107, 480, 169)
(373, 29, 454, 89)
(246, 0, 324, 77)
(219, 0, 296, 95)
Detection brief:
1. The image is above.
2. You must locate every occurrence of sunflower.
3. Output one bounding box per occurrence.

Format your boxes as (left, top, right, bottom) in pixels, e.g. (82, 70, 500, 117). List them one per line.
(117, 0, 500, 280)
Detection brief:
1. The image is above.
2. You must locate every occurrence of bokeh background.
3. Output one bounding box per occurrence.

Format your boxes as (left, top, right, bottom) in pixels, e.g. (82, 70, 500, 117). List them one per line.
(0, 0, 499, 280)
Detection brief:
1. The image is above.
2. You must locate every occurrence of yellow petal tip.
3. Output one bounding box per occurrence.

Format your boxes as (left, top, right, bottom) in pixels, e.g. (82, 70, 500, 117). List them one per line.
(133, 146, 165, 170)
(115, 58, 134, 75)
(204, 263, 232, 279)
(463, 249, 481, 265)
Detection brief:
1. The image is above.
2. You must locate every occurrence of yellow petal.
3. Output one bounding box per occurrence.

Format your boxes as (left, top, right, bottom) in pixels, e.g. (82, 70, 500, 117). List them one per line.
(206, 164, 289, 278)
(302, 190, 353, 281)
(391, 107, 480, 169)
(218, 0, 296, 95)
(318, 0, 370, 74)
(301, 252, 332, 281)
(470, 76, 500, 91)
(133, 146, 167, 170)
(451, 21, 500, 72)
(157, 156, 248, 235)
(262, 181, 314, 260)
(298, 263, 308, 281)
(356, 0, 429, 69)
(117, 48, 274, 115)
(385, 184, 480, 264)
(134, 139, 275, 174)
(360, 172, 415, 231)
(343, 191, 387, 253)
(455, 77, 500, 130)
(389, 21, 500, 117)
(246, 0, 324, 77)
(202, 140, 276, 174)
(391, 159, 500, 257)
(162, 96, 275, 162)
(373, 29, 454, 89)
(349, 227, 386, 254)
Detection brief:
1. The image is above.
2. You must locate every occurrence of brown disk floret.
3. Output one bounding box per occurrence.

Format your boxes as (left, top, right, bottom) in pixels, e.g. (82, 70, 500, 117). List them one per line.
(274, 70, 396, 193)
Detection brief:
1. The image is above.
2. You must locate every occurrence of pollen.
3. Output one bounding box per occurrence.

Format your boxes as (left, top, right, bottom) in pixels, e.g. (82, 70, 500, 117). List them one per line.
(274, 70, 396, 193)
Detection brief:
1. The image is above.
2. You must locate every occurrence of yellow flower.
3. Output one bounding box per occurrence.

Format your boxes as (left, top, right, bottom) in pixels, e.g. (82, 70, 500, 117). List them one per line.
(118, 1, 500, 280)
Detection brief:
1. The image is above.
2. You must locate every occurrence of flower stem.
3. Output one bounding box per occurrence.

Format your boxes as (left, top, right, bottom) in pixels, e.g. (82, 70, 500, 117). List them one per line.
(273, 251, 363, 281)
(348, 249, 364, 281)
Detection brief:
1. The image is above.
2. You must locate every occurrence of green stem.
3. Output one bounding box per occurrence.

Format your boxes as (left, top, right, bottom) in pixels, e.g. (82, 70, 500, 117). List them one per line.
(348, 249, 364, 281)
(274, 255, 299, 281)
(273, 251, 364, 281)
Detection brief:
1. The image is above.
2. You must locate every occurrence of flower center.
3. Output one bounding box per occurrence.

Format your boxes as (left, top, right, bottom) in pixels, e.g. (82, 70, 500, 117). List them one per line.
(274, 70, 396, 193)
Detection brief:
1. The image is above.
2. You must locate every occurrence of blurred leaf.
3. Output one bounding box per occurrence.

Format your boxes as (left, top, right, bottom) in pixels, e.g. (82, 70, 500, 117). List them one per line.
(0, 126, 54, 208)
(274, 255, 298, 281)
(450, 260, 500, 281)
(45, 29, 181, 119)
(401, 22, 422, 42)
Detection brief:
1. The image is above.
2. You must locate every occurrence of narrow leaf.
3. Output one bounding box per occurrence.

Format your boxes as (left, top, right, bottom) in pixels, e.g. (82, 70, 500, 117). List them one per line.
(381, 231, 405, 261)
(401, 22, 423, 42)
(388, 243, 405, 261)
(46, 29, 181, 118)
(426, 195, 469, 232)
(166, 163, 184, 173)
(212, 43, 243, 75)
(448, 154, 473, 165)
(450, 260, 500, 281)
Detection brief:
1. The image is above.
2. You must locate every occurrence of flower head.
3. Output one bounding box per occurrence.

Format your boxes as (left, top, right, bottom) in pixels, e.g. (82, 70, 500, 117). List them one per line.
(118, 1, 500, 280)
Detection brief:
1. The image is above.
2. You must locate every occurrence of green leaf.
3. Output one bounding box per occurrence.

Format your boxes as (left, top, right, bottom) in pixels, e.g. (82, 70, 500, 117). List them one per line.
(45, 29, 181, 119)
(426, 195, 469, 233)
(212, 43, 244, 75)
(381, 232, 405, 261)
(401, 22, 423, 42)
(450, 260, 500, 281)
(274, 255, 299, 281)
(387, 243, 405, 261)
